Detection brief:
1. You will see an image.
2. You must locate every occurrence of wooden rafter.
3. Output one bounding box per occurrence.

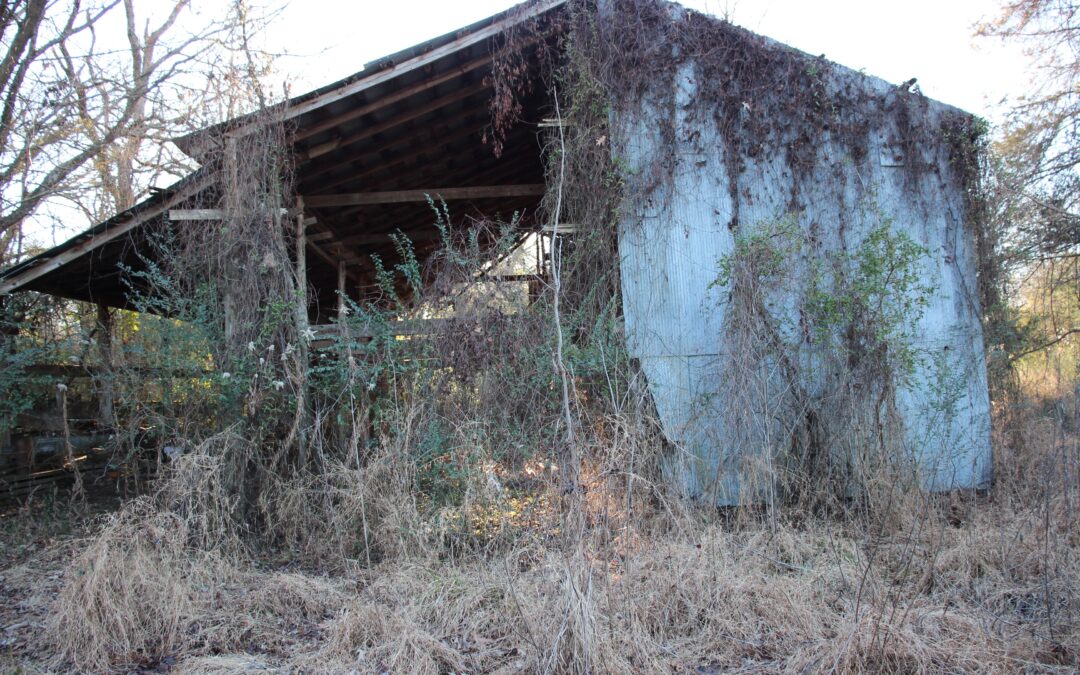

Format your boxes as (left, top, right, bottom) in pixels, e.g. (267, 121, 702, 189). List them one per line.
(330, 150, 544, 223)
(304, 184, 545, 208)
(0, 174, 216, 296)
(305, 118, 484, 189)
(179, 0, 564, 150)
(303, 82, 488, 160)
(295, 52, 495, 142)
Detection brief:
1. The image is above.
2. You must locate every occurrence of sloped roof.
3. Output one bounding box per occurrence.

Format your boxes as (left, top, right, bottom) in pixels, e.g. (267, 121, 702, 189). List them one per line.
(0, 0, 564, 313)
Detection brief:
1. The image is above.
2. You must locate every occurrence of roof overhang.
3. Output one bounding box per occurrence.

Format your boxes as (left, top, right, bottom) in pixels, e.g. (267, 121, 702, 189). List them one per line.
(0, 0, 566, 316)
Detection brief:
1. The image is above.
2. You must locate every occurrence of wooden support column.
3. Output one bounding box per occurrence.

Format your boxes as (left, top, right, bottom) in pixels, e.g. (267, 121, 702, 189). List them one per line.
(338, 261, 357, 370)
(0, 296, 12, 451)
(223, 136, 239, 343)
(96, 304, 117, 430)
(337, 260, 358, 453)
(293, 197, 311, 465)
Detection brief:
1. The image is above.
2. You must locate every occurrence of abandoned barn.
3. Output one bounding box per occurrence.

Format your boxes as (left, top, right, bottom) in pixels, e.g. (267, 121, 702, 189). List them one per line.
(0, 0, 992, 504)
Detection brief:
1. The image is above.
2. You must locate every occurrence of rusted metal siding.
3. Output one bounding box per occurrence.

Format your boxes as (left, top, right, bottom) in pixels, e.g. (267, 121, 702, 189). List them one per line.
(616, 60, 992, 504)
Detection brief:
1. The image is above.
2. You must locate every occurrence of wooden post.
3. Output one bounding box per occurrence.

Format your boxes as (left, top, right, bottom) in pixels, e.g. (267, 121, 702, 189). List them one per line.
(338, 261, 356, 370)
(294, 197, 310, 466)
(96, 304, 117, 430)
(0, 296, 13, 452)
(58, 383, 84, 500)
(223, 136, 239, 345)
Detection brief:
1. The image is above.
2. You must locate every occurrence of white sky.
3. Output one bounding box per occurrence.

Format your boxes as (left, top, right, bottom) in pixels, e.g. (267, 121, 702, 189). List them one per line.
(264, 0, 1030, 121)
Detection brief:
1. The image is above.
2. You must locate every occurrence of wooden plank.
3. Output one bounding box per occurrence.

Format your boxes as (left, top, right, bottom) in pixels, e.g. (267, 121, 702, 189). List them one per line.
(311, 318, 457, 340)
(207, 0, 564, 144)
(329, 153, 544, 222)
(304, 82, 488, 160)
(304, 119, 483, 187)
(169, 208, 224, 220)
(304, 184, 545, 208)
(24, 363, 209, 378)
(0, 174, 216, 296)
(296, 52, 496, 142)
(306, 236, 366, 280)
(169, 208, 289, 220)
(336, 229, 443, 247)
(542, 223, 581, 234)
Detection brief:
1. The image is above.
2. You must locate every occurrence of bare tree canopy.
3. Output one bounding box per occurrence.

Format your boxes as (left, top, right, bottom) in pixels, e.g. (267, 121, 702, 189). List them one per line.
(977, 1, 1079, 369)
(980, 0, 1080, 261)
(0, 0, 276, 263)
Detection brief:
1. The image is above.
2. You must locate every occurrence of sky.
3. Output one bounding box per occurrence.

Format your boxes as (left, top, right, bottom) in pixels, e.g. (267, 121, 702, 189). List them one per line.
(263, 0, 1031, 121)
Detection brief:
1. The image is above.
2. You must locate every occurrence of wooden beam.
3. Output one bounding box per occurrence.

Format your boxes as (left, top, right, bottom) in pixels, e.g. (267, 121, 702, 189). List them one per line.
(95, 304, 116, 428)
(310, 318, 458, 340)
(330, 157, 544, 226)
(336, 229, 443, 247)
(169, 207, 291, 220)
(0, 173, 216, 296)
(327, 145, 545, 224)
(303, 118, 483, 187)
(169, 208, 224, 220)
(304, 184, 545, 208)
(542, 223, 581, 234)
(303, 82, 488, 160)
(189, 0, 564, 146)
(296, 52, 496, 142)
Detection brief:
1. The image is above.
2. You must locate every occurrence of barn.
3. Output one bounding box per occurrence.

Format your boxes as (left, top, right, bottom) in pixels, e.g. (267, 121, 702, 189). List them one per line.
(0, 0, 992, 503)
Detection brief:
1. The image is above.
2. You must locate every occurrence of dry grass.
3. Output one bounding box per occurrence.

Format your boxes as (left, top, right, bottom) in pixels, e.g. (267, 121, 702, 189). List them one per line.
(7, 392, 1065, 673)
(45, 496, 350, 672)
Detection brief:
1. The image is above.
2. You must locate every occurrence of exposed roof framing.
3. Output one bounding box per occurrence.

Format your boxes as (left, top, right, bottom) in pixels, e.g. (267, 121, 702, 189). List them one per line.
(0, 0, 565, 319)
(303, 184, 546, 208)
(177, 0, 564, 157)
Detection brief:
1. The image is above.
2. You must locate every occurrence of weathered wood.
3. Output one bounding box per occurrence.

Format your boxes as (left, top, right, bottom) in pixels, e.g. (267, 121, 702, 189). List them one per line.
(24, 363, 209, 377)
(294, 197, 311, 464)
(0, 173, 215, 296)
(168, 208, 224, 220)
(296, 52, 497, 142)
(304, 184, 545, 208)
(336, 229, 443, 247)
(304, 82, 488, 160)
(337, 261, 357, 371)
(169, 207, 290, 220)
(306, 120, 484, 187)
(542, 223, 581, 234)
(311, 318, 458, 340)
(183, 0, 563, 147)
(95, 304, 116, 429)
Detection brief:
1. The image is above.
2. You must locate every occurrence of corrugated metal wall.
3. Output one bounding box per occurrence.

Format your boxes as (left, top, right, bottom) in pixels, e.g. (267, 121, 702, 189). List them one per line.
(616, 59, 993, 504)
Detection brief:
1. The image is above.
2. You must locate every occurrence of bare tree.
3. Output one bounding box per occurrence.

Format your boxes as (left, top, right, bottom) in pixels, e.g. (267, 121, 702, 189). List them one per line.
(0, 0, 277, 262)
(979, 1, 1079, 366)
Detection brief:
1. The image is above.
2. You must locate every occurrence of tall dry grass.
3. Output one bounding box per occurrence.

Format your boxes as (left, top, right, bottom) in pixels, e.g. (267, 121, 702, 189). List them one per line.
(40, 387, 1078, 673)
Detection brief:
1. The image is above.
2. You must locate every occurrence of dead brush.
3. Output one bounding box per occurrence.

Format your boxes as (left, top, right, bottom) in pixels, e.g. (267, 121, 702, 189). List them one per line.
(190, 570, 349, 658)
(49, 498, 228, 671)
(257, 447, 433, 567)
(317, 558, 540, 673)
(49, 494, 351, 671)
(258, 461, 374, 567)
(155, 431, 252, 554)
